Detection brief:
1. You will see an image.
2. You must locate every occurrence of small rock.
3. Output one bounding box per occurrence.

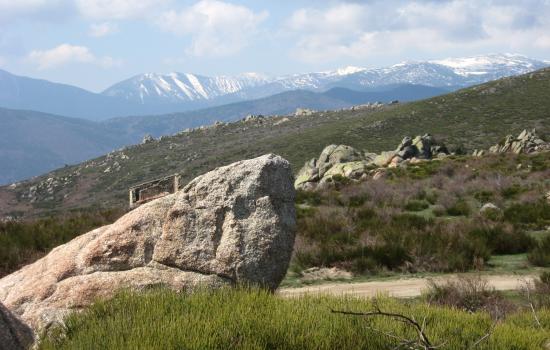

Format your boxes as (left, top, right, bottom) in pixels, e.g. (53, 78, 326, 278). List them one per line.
(141, 134, 155, 144)
(300, 267, 353, 282)
(480, 203, 500, 213)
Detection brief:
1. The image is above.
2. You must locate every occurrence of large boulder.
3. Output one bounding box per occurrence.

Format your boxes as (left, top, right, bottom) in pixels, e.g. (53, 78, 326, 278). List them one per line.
(0, 302, 34, 350)
(0, 154, 296, 334)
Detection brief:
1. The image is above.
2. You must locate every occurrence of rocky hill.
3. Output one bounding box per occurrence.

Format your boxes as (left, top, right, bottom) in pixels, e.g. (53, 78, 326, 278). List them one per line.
(1, 68, 550, 219)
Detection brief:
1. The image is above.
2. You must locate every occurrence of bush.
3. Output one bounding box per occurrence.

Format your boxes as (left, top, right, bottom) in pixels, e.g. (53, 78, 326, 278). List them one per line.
(501, 184, 527, 199)
(404, 200, 430, 212)
(468, 224, 534, 255)
(504, 200, 550, 229)
(425, 276, 514, 319)
(296, 190, 323, 206)
(473, 190, 494, 203)
(446, 200, 471, 216)
(528, 235, 550, 267)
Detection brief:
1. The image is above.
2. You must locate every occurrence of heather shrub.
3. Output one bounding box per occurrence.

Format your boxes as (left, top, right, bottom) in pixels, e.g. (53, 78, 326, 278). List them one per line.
(404, 199, 430, 212)
(425, 276, 514, 319)
(528, 235, 550, 267)
(504, 200, 550, 229)
(446, 199, 471, 216)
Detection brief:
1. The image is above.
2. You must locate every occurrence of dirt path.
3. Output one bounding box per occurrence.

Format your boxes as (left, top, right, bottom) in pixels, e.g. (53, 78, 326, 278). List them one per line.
(277, 275, 536, 298)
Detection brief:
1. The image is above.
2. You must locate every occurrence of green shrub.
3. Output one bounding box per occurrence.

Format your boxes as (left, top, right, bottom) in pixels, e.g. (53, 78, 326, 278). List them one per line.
(468, 225, 534, 255)
(296, 190, 323, 206)
(473, 190, 494, 203)
(347, 195, 368, 208)
(501, 184, 527, 199)
(504, 200, 550, 229)
(446, 200, 471, 216)
(528, 235, 550, 267)
(404, 200, 430, 212)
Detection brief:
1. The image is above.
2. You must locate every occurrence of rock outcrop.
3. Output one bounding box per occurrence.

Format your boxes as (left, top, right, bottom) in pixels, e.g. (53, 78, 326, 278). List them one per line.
(375, 134, 449, 167)
(0, 302, 34, 350)
(0, 154, 296, 335)
(488, 129, 549, 154)
(294, 145, 374, 190)
(295, 134, 449, 190)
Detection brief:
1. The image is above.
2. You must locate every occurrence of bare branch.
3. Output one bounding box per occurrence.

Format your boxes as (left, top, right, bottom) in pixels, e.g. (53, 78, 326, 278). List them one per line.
(331, 308, 436, 349)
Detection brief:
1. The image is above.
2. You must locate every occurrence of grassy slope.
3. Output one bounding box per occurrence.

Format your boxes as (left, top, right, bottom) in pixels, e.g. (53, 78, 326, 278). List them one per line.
(40, 288, 550, 350)
(2, 68, 550, 217)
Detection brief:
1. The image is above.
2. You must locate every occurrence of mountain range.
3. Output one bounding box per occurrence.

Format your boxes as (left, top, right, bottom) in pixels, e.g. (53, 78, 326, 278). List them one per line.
(1, 54, 547, 121)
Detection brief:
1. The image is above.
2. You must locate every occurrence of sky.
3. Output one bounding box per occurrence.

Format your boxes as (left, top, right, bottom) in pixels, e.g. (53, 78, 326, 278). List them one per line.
(1, 0, 550, 92)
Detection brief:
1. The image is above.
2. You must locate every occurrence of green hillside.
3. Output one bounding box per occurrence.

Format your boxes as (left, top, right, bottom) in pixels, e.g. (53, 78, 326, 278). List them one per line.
(1, 68, 549, 218)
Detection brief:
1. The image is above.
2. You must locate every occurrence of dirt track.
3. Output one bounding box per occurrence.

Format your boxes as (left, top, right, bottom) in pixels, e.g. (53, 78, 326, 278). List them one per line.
(278, 275, 536, 298)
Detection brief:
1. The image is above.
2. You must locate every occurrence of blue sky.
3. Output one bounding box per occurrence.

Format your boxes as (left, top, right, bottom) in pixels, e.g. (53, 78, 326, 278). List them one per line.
(1, 0, 550, 92)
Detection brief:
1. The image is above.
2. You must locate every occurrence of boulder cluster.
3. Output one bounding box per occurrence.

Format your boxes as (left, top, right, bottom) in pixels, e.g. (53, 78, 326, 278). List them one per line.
(474, 129, 549, 156)
(295, 134, 449, 190)
(0, 154, 296, 341)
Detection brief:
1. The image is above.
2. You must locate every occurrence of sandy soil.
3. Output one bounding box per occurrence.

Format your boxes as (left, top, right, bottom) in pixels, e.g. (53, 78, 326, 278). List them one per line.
(277, 275, 536, 298)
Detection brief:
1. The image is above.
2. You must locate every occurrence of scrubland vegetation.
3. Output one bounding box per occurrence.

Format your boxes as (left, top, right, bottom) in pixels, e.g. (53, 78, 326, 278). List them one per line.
(0, 208, 124, 277)
(292, 152, 550, 277)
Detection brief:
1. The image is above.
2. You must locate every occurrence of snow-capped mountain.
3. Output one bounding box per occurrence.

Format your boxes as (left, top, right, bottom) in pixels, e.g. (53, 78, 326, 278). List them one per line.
(102, 54, 548, 106)
(103, 72, 269, 105)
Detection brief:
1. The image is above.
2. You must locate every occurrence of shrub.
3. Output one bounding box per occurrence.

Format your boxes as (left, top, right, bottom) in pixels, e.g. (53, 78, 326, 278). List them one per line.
(528, 235, 550, 267)
(473, 190, 494, 203)
(404, 200, 430, 212)
(347, 195, 368, 208)
(446, 200, 471, 216)
(468, 224, 534, 255)
(501, 184, 527, 199)
(504, 200, 550, 229)
(425, 276, 514, 319)
(296, 190, 323, 206)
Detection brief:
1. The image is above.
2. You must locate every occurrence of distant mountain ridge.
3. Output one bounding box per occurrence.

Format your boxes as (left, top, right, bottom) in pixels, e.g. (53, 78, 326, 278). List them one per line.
(0, 54, 546, 121)
(103, 54, 548, 106)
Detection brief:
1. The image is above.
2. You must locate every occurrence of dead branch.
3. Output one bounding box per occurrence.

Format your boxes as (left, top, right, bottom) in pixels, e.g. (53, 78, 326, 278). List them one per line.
(331, 307, 435, 350)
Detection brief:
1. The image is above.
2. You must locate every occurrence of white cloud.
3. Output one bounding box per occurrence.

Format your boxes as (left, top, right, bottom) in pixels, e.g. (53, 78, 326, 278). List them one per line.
(158, 0, 268, 57)
(286, 0, 550, 63)
(76, 0, 168, 20)
(27, 44, 120, 70)
(89, 22, 118, 37)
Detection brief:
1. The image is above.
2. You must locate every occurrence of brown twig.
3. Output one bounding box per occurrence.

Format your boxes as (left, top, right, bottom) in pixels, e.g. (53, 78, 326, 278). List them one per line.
(331, 307, 435, 349)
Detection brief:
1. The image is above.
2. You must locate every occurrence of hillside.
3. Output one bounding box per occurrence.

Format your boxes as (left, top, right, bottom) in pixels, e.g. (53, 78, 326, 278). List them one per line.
(0, 108, 129, 185)
(105, 85, 446, 138)
(0, 70, 138, 121)
(1, 67, 550, 218)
